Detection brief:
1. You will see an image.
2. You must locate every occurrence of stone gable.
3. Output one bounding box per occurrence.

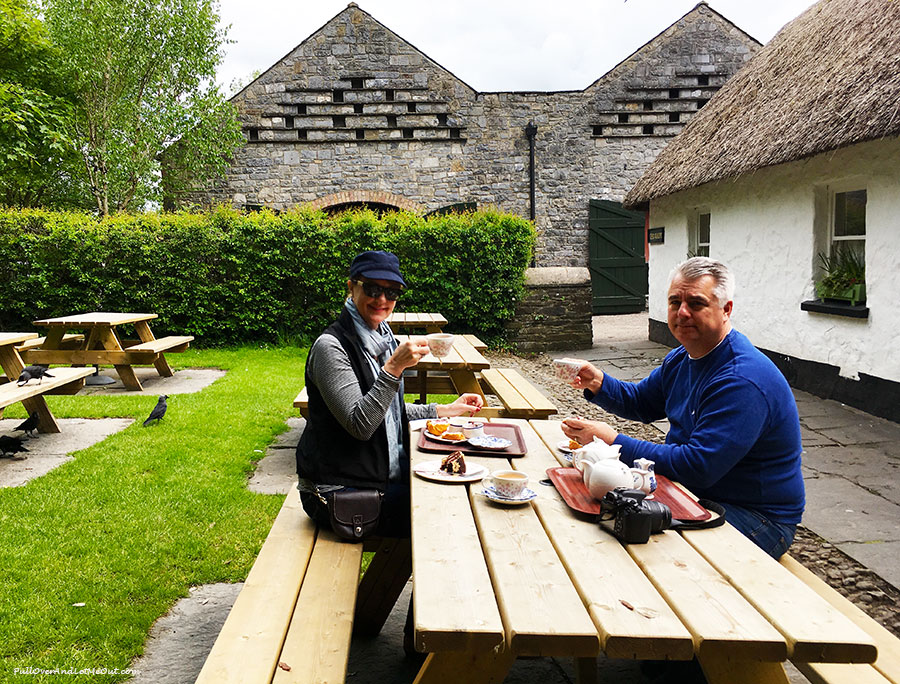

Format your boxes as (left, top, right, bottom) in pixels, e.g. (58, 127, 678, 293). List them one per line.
(184, 2, 760, 267)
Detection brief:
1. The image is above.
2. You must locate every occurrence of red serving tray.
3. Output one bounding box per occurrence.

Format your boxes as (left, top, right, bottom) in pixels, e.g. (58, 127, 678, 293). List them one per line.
(417, 423, 527, 457)
(546, 467, 711, 521)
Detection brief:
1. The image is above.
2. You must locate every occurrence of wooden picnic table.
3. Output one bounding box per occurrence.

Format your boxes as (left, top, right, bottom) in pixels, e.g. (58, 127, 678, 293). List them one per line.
(409, 418, 878, 684)
(395, 333, 490, 406)
(0, 332, 93, 434)
(387, 312, 447, 334)
(23, 312, 193, 391)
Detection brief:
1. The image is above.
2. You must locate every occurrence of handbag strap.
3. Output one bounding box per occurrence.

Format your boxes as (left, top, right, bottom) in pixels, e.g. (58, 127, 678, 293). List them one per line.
(670, 499, 726, 531)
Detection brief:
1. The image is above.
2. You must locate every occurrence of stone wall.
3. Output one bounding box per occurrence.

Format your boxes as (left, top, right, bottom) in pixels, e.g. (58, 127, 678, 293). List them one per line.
(183, 4, 759, 267)
(505, 268, 593, 352)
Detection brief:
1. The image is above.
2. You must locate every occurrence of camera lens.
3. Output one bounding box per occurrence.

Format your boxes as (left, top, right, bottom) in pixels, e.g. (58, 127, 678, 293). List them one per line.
(642, 499, 672, 533)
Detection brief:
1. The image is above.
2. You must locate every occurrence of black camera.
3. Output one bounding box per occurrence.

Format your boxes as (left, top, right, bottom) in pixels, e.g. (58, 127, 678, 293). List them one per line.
(600, 488, 672, 544)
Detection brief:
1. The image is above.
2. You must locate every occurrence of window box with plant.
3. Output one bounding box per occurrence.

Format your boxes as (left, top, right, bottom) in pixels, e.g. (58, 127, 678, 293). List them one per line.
(815, 245, 866, 306)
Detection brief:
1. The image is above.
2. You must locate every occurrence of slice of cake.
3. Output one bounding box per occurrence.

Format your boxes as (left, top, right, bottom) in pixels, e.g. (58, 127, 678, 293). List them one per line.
(440, 450, 466, 475)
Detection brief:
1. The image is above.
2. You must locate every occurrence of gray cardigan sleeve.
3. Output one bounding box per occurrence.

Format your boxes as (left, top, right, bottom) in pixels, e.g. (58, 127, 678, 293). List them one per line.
(307, 335, 436, 440)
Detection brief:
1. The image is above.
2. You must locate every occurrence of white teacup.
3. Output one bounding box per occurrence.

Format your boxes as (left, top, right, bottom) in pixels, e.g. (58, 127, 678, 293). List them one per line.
(552, 357, 584, 383)
(484, 470, 528, 499)
(461, 421, 484, 439)
(425, 333, 454, 358)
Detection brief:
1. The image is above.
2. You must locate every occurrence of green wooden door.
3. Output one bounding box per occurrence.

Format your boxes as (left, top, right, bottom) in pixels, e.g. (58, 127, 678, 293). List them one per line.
(588, 199, 648, 314)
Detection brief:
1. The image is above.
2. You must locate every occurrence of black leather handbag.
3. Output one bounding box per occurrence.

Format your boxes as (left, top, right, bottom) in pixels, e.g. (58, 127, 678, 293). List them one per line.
(327, 488, 383, 541)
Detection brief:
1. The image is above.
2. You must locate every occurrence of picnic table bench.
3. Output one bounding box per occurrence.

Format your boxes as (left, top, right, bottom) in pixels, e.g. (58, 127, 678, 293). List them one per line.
(196, 488, 411, 684)
(22, 313, 193, 391)
(0, 333, 94, 433)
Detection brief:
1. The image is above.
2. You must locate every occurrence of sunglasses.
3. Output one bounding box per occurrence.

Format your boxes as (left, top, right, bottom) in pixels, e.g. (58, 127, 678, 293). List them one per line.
(353, 280, 404, 301)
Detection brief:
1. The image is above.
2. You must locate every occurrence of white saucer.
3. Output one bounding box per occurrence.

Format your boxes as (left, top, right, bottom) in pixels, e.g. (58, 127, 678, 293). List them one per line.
(480, 484, 537, 505)
(467, 435, 512, 450)
(414, 461, 487, 483)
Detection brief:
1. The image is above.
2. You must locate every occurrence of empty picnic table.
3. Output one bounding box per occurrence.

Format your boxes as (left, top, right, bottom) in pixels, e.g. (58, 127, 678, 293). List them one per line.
(23, 312, 193, 391)
(409, 418, 878, 684)
(0, 332, 93, 434)
(387, 311, 447, 333)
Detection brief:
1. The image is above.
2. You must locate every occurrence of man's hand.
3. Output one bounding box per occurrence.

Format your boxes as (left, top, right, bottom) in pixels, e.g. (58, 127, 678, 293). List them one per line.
(436, 393, 484, 417)
(561, 416, 618, 445)
(384, 337, 430, 377)
(570, 361, 605, 394)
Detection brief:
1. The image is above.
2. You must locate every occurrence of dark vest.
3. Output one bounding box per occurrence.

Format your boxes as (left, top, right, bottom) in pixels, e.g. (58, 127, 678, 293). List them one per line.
(296, 309, 410, 490)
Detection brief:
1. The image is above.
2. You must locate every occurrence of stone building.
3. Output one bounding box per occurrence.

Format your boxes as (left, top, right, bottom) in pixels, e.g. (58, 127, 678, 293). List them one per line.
(187, 2, 759, 273)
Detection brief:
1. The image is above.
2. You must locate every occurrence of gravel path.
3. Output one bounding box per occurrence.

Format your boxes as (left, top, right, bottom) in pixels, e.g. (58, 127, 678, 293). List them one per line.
(484, 349, 900, 638)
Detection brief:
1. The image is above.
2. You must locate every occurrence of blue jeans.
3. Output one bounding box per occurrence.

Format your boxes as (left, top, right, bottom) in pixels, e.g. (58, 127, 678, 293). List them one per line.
(717, 502, 796, 559)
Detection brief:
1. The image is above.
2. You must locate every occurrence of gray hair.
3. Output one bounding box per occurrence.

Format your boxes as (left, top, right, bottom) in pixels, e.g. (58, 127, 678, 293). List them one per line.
(668, 257, 735, 307)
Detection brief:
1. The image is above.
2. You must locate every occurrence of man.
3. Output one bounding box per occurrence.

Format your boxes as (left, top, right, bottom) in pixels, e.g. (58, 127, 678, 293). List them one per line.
(562, 257, 804, 558)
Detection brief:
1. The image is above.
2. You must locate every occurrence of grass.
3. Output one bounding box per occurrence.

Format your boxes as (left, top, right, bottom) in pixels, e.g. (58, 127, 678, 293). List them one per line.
(0, 346, 306, 683)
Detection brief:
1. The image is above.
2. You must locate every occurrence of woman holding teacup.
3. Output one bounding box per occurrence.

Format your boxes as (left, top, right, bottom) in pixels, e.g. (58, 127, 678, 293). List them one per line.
(295, 250, 482, 538)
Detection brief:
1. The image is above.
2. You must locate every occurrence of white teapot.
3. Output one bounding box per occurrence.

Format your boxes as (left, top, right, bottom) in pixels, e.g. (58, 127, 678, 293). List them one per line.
(578, 458, 638, 500)
(572, 437, 622, 470)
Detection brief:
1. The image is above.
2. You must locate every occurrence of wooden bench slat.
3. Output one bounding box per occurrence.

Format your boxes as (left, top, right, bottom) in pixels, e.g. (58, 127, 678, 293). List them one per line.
(496, 368, 557, 414)
(781, 555, 900, 682)
(505, 418, 693, 660)
(124, 335, 194, 353)
(682, 524, 877, 663)
(0, 367, 94, 409)
(462, 334, 487, 351)
(628, 530, 788, 661)
(15, 333, 85, 351)
(480, 368, 532, 414)
(274, 530, 363, 683)
(195, 489, 317, 684)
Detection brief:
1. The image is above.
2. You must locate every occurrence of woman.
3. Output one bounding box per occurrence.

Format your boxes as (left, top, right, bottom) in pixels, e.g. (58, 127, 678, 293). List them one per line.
(296, 250, 483, 538)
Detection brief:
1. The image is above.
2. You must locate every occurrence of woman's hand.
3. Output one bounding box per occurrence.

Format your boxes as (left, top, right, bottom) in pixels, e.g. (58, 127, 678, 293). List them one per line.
(383, 337, 430, 377)
(570, 362, 605, 394)
(435, 393, 484, 417)
(561, 416, 618, 445)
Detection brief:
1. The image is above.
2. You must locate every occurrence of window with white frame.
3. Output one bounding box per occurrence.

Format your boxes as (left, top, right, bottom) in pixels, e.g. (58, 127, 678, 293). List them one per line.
(830, 189, 866, 264)
(689, 211, 710, 257)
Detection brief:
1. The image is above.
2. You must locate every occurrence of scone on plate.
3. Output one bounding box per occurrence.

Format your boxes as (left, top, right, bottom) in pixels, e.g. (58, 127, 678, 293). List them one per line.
(426, 419, 450, 436)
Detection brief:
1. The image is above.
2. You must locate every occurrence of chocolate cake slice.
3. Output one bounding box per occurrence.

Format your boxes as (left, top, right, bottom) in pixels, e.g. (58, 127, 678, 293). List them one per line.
(440, 450, 466, 475)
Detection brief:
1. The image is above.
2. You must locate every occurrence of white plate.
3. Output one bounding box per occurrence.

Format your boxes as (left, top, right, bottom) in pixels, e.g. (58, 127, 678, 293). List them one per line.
(424, 431, 468, 444)
(467, 435, 512, 450)
(414, 461, 487, 483)
(556, 439, 579, 454)
(480, 484, 537, 505)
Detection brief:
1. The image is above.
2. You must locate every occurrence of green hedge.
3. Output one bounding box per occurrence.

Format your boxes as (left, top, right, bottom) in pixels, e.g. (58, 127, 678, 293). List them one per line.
(0, 206, 536, 345)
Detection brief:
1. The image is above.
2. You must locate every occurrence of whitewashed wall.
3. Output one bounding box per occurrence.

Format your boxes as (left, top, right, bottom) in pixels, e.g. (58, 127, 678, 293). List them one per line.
(646, 136, 900, 384)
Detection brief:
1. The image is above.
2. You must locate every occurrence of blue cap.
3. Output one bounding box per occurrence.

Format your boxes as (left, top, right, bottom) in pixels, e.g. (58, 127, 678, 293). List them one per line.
(349, 250, 406, 286)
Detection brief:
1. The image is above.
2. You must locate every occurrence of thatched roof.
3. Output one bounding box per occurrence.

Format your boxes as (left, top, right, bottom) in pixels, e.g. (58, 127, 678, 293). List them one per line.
(624, 0, 900, 207)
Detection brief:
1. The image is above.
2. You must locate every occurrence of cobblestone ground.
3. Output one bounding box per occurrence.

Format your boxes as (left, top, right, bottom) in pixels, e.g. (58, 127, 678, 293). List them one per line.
(485, 349, 900, 638)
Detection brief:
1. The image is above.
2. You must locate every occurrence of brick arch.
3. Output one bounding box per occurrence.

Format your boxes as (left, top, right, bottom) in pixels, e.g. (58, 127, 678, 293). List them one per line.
(306, 190, 421, 213)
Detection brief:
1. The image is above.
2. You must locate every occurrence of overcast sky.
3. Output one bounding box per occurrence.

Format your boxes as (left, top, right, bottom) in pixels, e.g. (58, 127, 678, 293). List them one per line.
(215, 0, 818, 95)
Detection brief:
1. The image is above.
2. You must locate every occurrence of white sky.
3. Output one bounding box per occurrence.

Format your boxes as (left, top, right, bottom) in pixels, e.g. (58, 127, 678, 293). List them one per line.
(215, 0, 818, 95)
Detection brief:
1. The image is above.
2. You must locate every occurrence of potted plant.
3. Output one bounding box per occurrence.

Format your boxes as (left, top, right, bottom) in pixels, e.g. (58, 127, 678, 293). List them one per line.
(815, 246, 866, 306)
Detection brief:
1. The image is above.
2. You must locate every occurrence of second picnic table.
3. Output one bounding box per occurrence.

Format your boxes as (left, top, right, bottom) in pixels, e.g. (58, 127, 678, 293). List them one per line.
(22, 312, 193, 391)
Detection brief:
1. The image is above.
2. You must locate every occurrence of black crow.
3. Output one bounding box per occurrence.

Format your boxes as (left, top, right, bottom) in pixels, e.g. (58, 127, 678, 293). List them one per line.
(14, 412, 40, 438)
(17, 365, 54, 386)
(143, 395, 168, 426)
(0, 435, 29, 459)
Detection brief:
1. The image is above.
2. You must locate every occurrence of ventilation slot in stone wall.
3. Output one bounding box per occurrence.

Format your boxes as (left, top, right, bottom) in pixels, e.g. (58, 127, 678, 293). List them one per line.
(264, 75, 467, 144)
(590, 71, 726, 138)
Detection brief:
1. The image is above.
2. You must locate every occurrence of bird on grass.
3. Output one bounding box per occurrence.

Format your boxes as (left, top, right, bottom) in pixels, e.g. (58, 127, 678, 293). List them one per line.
(143, 395, 168, 426)
(0, 435, 29, 460)
(17, 365, 54, 386)
(14, 412, 40, 438)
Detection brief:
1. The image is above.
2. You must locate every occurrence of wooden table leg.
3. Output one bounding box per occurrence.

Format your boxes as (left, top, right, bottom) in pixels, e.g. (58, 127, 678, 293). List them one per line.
(21, 396, 61, 434)
(353, 537, 412, 637)
(413, 648, 516, 684)
(94, 325, 143, 391)
(574, 656, 598, 684)
(418, 369, 428, 403)
(448, 370, 486, 399)
(698, 653, 791, 684)
(135, 321, 174, 378)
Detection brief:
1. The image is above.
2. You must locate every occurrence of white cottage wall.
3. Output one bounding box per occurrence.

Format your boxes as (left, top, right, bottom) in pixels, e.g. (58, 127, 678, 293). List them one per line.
(646, 137, 900, 385)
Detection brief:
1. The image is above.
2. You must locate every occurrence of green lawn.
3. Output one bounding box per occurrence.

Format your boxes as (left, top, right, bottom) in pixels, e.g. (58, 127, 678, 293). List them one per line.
(0, 347, 306, 683)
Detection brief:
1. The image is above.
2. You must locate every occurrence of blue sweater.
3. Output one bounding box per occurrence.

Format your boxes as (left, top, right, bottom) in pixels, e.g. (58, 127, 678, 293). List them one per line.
(588, 329, 805, 525)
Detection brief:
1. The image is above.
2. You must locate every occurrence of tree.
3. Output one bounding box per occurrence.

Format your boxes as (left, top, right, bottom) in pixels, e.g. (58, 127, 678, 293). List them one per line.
(0, 0, 88, 208)
(41, 0, 243, 215)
